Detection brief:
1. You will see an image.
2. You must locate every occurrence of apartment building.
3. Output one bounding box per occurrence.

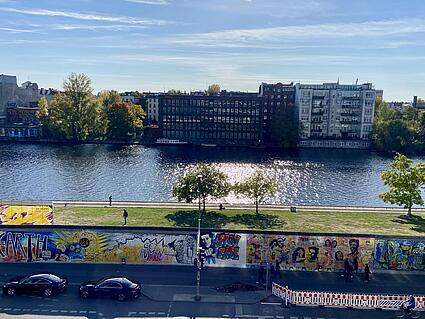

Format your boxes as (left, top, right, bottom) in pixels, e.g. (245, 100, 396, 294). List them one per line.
(159, 91, 263, 146)
(296, 82, 376, 148)
(146, 94, 160, 123)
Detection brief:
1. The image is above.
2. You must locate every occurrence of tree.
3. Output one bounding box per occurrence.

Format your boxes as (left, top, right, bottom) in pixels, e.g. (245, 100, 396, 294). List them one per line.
(96, 90, 122, 139)
(207, 84, 220, 95)
(374, 96, 386, 115)
(48, 73, 102, 141)
(269, 102, 298, 147)
(98, 90, 121, 109)
(372, 105, 414, 153)
(234, 171, 278, 214)
(105, 102, 146, 140)
(172, 164, 230, 211)
(36, 97, 51, 137)
(379, 153, 425, 216)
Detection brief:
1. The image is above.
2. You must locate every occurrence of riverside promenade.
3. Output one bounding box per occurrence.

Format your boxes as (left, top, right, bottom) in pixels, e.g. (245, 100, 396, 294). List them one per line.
(2, 199, 425, 214)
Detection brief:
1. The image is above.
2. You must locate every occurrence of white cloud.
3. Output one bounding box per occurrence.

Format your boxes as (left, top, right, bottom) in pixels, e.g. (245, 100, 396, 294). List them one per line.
(47, 24, 148, 31)
(0, 7, 170, 25)
(0, 27, 37, 33)
(124, 0, 169, 5)
(171, 19, 425, 48)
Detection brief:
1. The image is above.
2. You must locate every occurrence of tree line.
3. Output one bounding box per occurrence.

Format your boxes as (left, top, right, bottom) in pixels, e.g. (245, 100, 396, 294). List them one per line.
(373, 97, 425, 154)
(37, 73, 146, 142)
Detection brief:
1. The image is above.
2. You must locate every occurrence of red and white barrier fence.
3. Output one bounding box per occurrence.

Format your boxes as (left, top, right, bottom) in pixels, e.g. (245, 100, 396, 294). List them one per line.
(272, 282, 425, 311)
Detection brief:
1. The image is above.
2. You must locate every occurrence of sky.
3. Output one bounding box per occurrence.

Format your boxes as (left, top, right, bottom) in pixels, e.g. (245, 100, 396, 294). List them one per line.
(0, 0, 424, 101)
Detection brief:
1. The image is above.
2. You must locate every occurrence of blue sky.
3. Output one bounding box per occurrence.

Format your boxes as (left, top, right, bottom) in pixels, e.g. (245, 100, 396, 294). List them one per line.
(0, 0, 424, 100)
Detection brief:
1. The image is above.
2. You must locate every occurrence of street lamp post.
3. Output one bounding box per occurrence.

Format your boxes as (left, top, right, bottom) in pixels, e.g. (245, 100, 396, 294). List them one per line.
(195, 176, 202, 301)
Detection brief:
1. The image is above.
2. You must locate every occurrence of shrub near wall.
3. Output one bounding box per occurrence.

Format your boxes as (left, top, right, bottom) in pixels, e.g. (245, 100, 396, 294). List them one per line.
(0, 226, 423, 272)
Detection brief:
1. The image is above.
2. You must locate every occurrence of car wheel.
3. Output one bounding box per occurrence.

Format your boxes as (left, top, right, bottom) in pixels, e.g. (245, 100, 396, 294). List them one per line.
(117, 293, 126, 301)
(5, 288, 15, 296)
(44, 288, 52, 297)
(81, 291, 90, 299)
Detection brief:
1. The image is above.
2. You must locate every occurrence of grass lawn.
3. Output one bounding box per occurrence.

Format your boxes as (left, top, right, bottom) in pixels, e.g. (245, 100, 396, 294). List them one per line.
(53, 206, 425, 236)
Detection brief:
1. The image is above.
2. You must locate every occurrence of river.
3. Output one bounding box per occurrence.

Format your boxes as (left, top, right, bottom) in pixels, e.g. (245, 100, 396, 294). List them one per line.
(0, 142, 421, 207)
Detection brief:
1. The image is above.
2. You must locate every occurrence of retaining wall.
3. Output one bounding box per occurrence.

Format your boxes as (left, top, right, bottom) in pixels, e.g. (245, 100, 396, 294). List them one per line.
(0, 225, 423, 272)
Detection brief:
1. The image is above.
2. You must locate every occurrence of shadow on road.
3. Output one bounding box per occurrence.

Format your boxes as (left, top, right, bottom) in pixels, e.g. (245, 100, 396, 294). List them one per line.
(166, 210, 285, 229)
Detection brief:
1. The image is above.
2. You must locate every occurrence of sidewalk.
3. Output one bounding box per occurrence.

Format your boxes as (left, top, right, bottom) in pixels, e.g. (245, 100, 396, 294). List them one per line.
(141, 284, 266, 304)
(139, 267, 425, 303)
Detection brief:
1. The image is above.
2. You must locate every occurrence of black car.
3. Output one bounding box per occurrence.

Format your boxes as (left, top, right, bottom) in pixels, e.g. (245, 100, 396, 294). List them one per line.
(79, 277, 141, 301)
(3, 273, 68, 297)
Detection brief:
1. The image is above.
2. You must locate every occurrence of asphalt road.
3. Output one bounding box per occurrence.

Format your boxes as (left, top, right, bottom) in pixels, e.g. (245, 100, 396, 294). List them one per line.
(0, 263, 421, 319)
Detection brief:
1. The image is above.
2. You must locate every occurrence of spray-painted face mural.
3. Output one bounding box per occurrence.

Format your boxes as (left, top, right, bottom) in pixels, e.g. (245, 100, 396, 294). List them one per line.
(246, 234, 374, 272)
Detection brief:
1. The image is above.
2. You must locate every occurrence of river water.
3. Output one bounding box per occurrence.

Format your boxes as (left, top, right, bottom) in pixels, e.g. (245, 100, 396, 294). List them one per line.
(0, 143, 421, 207)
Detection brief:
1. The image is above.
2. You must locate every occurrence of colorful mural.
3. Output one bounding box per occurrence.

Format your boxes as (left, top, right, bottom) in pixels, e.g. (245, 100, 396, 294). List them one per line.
(246, 234, 375, 272)
(200, 232, 246, 267)
(0, 227, 422, 273)
(0, 206, 53, 225)
(0, 230, 197, 264)
(373, 239, 425, 271)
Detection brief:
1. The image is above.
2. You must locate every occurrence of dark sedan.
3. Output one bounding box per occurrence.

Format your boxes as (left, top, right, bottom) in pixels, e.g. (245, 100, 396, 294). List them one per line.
(79, 277, 141, 301)
(3, 273, 68, 297)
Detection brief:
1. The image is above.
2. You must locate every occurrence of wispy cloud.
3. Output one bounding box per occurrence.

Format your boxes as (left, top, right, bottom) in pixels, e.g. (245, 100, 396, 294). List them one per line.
(124, 0, 169, 5)
(0, 7, 170, 25)
(0, 26, 37, 33)
(171, 19, 425, 48)
(46, 24, 148, 31)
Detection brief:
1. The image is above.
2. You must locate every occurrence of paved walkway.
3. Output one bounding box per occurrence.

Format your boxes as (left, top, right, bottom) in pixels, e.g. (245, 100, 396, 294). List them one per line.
(2, 199, 424, 214)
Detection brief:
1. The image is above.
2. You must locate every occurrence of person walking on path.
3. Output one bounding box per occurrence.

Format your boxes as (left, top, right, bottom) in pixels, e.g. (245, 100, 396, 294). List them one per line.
(257, 262, 265, 284)
(109, 195, 112, 207)
(364, 264, 371, 282)
(123, 209, 128, 226)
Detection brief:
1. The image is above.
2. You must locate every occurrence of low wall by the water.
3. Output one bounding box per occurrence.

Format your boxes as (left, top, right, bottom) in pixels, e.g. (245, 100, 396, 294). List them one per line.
(0, 225, 423, 272)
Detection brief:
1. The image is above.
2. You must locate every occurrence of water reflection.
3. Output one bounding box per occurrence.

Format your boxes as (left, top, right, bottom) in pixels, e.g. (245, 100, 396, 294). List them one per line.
(0, 143, 422, 207)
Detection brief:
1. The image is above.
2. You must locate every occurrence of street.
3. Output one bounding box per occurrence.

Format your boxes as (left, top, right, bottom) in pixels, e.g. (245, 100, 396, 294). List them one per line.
(0, 263, 421, 319)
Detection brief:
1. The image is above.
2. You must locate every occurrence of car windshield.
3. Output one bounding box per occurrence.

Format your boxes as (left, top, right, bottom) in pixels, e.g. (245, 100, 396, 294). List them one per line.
(120, 278, 136, 287)
(47, 275, 62, 283)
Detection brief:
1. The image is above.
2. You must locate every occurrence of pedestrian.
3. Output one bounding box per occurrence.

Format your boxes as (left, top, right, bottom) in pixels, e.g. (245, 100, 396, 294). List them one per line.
(343, 259, 352, 282)
(364, 264, 371, 282)
(353, 256, 359, 274)
(109, 195, 112, 207)
(257, 262, 265, 284)
(123, 209, 128, 226)
(275, 259, 281, 279)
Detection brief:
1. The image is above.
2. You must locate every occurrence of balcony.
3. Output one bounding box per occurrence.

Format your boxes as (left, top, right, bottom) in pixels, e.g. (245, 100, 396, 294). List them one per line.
(340, 112, 360, 117)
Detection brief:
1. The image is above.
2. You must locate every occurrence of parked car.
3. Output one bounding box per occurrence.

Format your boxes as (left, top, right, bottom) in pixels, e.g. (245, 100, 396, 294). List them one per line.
(3, 273, 68, 297)
(79, 277, 141, 301)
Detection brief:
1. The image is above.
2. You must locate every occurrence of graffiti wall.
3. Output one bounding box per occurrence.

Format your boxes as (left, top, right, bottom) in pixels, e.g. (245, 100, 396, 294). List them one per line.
(246, 234, 375, 272)
(0, 230, 196, 264)
(0, 206, 53, 225)
(0, 226, 423, 272)
(373, 239, 425, 271)
(200, 232, 246, 267)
